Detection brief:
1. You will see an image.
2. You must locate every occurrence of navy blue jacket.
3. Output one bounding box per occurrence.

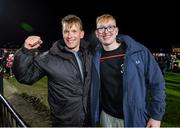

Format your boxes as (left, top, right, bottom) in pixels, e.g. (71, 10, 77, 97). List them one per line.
(90, 35, 166, 127)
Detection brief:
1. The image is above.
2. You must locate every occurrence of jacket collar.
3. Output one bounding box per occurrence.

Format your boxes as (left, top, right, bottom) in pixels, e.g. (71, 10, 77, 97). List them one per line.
(116, 34, 144, 55)
(49, 39, 90, 60)
(95, 34, 144, 55)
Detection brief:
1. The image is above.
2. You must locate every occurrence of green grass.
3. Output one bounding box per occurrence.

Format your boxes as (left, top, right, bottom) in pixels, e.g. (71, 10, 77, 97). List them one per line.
(5, 76, 49, 107)
(165, 72, 180, 83)
(161, 71, 180, 127)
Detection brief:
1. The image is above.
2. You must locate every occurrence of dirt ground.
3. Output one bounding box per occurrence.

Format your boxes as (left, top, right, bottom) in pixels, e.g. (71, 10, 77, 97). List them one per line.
(3, 79, 52, 127)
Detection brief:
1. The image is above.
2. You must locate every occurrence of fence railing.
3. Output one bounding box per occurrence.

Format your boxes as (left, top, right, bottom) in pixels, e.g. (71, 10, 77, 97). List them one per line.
(0, 94, 29, 127)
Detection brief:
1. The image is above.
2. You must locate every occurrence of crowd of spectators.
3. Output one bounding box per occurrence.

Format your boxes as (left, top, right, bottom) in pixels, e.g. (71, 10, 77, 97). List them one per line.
(153, 53, 180, 75)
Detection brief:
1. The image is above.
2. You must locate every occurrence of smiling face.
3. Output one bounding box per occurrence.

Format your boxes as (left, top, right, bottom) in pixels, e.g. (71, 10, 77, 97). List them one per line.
(62, 23, 84, 52)
(95, 14, 119, 50)
(61, 15, 84, 52)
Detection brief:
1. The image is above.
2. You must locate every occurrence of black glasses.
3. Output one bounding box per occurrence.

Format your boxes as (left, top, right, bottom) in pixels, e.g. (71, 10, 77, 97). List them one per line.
(96, 25, 116, 34)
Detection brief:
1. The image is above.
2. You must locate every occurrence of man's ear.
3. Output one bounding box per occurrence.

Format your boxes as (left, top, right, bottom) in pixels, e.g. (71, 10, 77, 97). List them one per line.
(80, 30, 85, 39)
(115, 27, 119, 36)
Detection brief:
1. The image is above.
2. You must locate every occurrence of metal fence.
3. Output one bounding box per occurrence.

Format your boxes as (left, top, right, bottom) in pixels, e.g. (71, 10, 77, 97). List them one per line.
(0, 49, 28, 127)
(0, 94, 29, 127)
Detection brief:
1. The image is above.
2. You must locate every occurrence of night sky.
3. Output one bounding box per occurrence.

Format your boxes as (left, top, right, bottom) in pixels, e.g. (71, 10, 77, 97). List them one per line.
(0, 0, 179, 52)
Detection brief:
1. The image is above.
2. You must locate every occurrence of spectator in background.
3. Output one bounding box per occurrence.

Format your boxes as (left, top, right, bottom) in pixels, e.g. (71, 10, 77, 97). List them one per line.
(6, 53, 14, 77)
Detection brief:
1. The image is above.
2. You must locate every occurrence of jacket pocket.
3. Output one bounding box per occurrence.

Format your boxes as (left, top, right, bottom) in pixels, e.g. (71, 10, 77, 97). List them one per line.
(134, 107, 149, 126)
(127, 103, 149, 127)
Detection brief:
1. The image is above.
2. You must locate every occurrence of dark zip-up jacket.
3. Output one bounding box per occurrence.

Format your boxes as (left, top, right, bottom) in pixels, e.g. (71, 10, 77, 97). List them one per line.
(12, 39, 92, 126)
(90, 35, 166, 127)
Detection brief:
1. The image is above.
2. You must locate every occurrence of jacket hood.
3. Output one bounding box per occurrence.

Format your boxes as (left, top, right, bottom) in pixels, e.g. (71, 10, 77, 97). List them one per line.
(117, 34, 146, 54)
(49, 39, 91, 59)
